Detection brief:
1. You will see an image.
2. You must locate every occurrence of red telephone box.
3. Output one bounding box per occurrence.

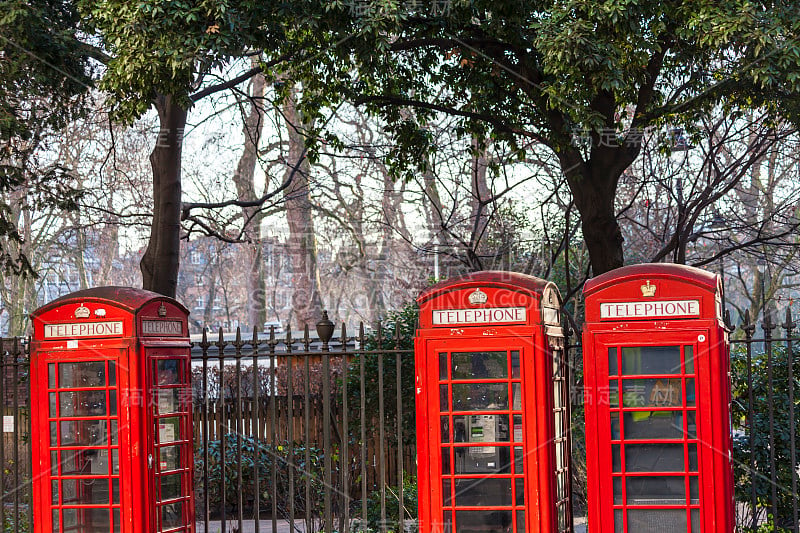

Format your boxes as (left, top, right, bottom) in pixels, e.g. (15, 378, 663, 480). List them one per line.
(30, 287, 195, 533)
(415, 271, 573, 533)
(582, 264, 733, 533)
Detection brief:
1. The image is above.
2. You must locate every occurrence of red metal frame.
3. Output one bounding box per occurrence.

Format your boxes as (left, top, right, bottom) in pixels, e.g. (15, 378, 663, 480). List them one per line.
(582, 264, 734, 533)
(30, 287, 195, 533)
(415, 271, 572, 533)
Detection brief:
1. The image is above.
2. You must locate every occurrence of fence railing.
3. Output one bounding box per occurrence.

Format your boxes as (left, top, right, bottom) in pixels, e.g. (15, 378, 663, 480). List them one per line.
(0, 338, 31, 533)
(729, 309, 799, 532)
(189, 322, 416, 533)
(0, 308, 797, 532)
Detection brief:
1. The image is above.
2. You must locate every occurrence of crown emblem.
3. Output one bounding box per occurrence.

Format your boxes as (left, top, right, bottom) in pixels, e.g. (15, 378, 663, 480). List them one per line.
(468, 288, 488, 305)
(74, 305, 90, 319)
(158, 303, 167, 317)
(641, 280, 656, 297)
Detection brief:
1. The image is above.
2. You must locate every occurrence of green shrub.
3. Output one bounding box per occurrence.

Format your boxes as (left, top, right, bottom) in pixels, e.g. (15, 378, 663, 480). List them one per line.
(362, 473, 418, 533)
(731, 344, 800, 531)
(195, 434, 326, 518)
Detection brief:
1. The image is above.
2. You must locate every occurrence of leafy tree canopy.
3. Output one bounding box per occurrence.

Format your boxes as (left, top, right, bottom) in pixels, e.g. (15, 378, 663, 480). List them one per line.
(0, 0, 93, 274)
(79, 0, 297, 121)
(279, 0, 800, 273)
(290, 0, 800, 152)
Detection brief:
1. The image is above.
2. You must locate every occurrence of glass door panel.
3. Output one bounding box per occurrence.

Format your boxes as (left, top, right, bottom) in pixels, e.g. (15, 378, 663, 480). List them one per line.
(607, 344, 701, 533)
(438, 349, 524, 533)
(47, 358, 122, 533)
(150, 355, 192, 532)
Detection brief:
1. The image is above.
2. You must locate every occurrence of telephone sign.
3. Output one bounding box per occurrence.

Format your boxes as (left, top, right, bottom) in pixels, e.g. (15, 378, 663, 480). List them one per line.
(415, 271, 573, 533)
(30, 287, 195, 533)
(582, 264, 734, 533)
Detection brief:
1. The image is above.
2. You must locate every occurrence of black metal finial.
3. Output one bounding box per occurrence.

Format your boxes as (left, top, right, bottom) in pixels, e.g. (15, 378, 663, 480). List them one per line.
(316, 310, 335, 348)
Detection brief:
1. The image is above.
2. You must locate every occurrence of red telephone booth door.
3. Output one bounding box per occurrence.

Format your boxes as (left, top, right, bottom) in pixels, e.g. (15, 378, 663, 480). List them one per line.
(425, 337, 542, 533)
(41, 351, 131, 532)
(147, 349, 195, 533)
(590, 331, 712, 532)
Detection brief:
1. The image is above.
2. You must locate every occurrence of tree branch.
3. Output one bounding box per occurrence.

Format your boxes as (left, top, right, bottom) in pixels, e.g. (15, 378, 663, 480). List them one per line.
(189, 52, 292, 102)
(353, 94, 546, 142)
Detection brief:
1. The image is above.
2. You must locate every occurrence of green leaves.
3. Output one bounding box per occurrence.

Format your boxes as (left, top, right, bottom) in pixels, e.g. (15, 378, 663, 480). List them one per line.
(0, 0, 93, 274)
(280, 0, 800, 160)
(81, 0, 287, 122)
(731, 344, 800, 528)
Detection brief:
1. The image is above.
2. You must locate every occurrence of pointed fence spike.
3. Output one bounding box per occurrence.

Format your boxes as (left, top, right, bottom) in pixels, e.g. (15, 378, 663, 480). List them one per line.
(742, 309, 756, 336)
(303, 323, 310, 349)
(341, 322, 347, 347)
(394, 320, 402, 349)
(251, 326, 259, 345)
(784, 307, 794, 332)
(235, 326, 242, 343)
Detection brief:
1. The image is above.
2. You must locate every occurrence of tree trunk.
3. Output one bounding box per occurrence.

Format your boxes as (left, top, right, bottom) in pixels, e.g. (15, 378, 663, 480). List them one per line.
(421, 169, 450, 277)
(372, 171, 401, 321)
(281, 87, 323, 327)
(232, 68, 267, 332)
(469, 138, 490, 270)
(73, 222, 90, 290)
(141, 94, 187, 297)
(561, 147, 630, 276)
(96, 220, 119, 286)
(204, 274, 217, 327)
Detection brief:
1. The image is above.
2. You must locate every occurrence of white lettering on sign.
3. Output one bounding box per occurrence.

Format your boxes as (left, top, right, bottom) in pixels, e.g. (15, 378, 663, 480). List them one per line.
(142, 320, 182, 336)
(599, 300, 701, 319)
(43, 321, 123, 338)
(432, 307, 527, 326)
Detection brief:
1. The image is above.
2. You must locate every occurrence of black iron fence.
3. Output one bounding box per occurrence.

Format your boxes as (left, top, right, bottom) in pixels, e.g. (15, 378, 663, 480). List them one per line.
(0, 308, 797, 532)
(730, 310, 799, 531)
(189, 320, 416, 533)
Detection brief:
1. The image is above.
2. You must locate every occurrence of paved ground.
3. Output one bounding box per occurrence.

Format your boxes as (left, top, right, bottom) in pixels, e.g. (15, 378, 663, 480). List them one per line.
(196, 518, 589, 533)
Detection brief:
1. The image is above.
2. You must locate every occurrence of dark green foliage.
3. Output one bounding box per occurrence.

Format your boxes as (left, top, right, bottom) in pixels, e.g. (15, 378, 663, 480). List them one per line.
(346, 302, 418, 446)
(363, 473, 418, 533)
(0, 0, 90, 275)
(286, 0, 800, 165)
(280, 0, 800, 273)
(0, 0, 92, 141)
(2, 512, 29, 533)
(567, 345, 587, 516)
(78, 0, 296, 122)
(196, 434, 326, 518)
(731, 344, 800, 530)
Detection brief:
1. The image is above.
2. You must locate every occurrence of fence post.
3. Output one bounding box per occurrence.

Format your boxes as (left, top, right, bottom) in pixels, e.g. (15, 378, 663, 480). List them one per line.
(783, 308, 798, 532)
(742, 309, 758, 529)
(215, 328, 227, 530)
(317, 311, 335, 533)
(340, 321, 350, 533)
(763, 311, 778, 521)
(250, 327, 261, 531)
